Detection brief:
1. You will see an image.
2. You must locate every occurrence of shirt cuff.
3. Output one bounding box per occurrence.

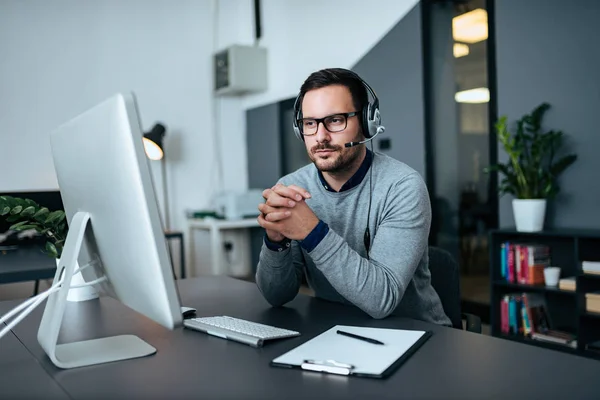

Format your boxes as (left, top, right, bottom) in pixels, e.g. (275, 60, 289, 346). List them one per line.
(264, 234, 292, 252)
(300, 220, 329, 253)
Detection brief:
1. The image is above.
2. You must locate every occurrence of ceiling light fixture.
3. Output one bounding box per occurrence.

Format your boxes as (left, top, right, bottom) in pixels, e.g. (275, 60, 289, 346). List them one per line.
(455, 87, 490, 103)
(452, 8, 488, 44)
(453, 43, 470, 58)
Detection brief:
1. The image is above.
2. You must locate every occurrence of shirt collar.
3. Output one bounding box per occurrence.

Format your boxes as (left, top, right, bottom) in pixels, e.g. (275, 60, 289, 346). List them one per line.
(317, 149, 373, 192)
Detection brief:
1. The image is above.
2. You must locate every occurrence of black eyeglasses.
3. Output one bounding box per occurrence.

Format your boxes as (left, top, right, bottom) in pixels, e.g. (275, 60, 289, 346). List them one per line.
(298, 112, 358, 136)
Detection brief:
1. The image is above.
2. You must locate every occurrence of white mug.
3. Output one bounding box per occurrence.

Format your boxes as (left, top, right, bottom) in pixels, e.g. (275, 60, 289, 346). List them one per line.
(544, 266, 561, 286)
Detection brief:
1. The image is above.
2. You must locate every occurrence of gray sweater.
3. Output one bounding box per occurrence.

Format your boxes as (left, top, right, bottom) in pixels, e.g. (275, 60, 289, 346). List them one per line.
(255, 152, 451, 325)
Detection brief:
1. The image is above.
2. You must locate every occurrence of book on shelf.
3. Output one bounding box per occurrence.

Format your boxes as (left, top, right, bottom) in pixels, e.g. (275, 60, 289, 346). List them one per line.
(531, 331, 577, 349)
(558, 277, 576, 291)
(585, 291, 600, 313)
(582, 261, 600, 275)
(499, 292, 576, 348)
(500, 242, 550, 285)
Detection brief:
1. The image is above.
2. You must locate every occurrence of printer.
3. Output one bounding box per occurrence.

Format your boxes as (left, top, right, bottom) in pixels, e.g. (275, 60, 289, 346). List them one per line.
(213, 189, 264, 220)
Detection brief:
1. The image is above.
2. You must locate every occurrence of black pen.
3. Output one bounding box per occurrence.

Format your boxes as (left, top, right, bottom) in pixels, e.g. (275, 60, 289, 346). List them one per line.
(336, 330, 384, 345)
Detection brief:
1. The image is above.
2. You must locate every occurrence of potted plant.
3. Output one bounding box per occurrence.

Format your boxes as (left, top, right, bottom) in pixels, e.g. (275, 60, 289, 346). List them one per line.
(487, 103, 577, 232)
(0, 195, 98, 301)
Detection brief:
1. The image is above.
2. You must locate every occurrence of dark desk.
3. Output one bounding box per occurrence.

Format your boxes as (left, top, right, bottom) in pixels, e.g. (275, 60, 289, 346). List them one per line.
(0, 246, 56, 295)
(0, 326, 69, 399)
(2, 276, 600, 399)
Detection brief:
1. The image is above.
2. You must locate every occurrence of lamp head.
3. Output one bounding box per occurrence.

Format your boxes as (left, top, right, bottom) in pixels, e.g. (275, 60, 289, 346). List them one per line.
(143, 123, 166, 161)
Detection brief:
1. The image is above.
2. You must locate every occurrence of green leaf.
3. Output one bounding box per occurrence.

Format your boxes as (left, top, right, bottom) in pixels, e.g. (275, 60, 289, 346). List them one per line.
(11, 224, 38, 231)
(33, 207, 49, 221)
(24, 198, 38, 208)
(9, 221, 30, 229)
(498, 181, 516, 196)
(0, 206, 10, 216)
(56, 221, 67, 237)
(6, 214, 21, 223)
(14, 198, 30, 208)
(10, 205, 23, 215)
(20, 206, 36, 218)
(46, 241, 59, 259)
(45, 210, 64, 225)
(550, 154, 577, 176)
(2, 196, 16, 208)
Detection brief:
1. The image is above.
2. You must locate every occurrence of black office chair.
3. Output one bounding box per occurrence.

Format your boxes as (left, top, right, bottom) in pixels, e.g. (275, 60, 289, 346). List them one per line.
(428, 246, 482, 333)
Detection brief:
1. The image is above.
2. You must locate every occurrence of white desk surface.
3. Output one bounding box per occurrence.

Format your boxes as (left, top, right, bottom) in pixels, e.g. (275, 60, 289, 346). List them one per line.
(187, 218, 260, 230)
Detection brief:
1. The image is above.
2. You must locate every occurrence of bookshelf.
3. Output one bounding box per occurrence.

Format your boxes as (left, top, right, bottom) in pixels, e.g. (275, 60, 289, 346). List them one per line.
(490, 228, 600, 359)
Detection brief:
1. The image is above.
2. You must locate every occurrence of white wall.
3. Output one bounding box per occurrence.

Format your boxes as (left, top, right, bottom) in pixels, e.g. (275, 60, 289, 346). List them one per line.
(0, 0, 230, 237)
(212, 0, 254, 194)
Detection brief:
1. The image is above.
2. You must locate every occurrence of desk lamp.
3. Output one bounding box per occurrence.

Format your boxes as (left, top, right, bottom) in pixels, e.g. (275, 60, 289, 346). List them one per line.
(143, 123, 170, 231)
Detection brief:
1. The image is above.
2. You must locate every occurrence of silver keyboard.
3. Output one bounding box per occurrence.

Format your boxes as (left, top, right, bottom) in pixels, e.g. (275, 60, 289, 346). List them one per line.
(183, 315, 300, 347)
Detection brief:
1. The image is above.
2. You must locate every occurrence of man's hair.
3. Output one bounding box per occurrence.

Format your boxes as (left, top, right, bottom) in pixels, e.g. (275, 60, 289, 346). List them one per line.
(297, 68, 368, 117)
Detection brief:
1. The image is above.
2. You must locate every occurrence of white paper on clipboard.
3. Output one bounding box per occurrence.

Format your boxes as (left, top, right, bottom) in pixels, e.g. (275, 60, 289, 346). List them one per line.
(271, 325, 429, 377)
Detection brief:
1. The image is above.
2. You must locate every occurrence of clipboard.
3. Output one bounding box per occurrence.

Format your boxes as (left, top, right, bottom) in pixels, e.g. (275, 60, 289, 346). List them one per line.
(271, 325, 431, 379)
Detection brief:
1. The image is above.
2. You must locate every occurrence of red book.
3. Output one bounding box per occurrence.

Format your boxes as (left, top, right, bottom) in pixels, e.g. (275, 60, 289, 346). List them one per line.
(501, 297, 509, 334)
(522, 246, 529, 284)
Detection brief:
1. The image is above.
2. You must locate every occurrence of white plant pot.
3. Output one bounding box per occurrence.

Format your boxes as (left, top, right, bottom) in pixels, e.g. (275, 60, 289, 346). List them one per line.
(512, 199, 547, 232)
(55, 259, 99, 302)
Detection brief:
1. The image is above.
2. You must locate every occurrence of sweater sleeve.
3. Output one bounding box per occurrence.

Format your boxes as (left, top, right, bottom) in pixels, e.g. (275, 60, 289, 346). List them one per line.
(307, 173, 431, 319)
(255, 239, 305, 306)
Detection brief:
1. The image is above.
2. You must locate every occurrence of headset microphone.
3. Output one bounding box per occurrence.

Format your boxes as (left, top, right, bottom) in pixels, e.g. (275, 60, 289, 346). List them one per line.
(344, 126, 385, 148)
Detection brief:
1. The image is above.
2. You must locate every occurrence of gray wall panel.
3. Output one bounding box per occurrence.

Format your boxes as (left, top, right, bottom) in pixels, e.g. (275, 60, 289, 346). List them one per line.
(352, 4, 426, 177)
(495, 0, 600, 229)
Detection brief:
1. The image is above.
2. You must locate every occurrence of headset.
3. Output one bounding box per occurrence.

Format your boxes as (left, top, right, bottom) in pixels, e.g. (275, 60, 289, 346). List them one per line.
(291, 70, 385, 146)
(291, 70, 384, 259)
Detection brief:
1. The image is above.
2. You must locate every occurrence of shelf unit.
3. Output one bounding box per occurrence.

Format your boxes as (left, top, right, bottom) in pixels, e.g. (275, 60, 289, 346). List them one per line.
(490, 228, 600, 359)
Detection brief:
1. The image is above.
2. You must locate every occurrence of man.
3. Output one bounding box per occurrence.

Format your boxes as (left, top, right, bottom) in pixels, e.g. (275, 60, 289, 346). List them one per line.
(255, 68, 450, 325)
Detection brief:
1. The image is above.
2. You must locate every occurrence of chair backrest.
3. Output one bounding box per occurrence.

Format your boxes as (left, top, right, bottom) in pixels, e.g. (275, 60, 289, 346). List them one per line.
(428, 246, 462, 329)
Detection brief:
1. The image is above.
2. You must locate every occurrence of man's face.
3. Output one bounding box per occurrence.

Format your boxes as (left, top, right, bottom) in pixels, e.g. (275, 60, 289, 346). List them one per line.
(300, 85, 364, 173)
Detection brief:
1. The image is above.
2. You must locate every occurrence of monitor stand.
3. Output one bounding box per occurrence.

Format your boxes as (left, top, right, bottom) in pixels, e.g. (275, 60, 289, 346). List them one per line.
(37, 211, 156, 369)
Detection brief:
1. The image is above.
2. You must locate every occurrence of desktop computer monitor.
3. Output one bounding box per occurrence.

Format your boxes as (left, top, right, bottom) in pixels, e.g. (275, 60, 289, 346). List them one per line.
(38, 92, 182, 369)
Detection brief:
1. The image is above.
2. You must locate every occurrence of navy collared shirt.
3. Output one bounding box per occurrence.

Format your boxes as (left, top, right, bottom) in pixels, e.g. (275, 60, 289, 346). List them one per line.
(265, 149, 373, 253)
(317, 149, 373, 193)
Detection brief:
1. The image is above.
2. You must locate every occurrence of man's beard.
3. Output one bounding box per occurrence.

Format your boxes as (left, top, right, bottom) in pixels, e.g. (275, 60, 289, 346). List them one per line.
(308, 142, 363, 174)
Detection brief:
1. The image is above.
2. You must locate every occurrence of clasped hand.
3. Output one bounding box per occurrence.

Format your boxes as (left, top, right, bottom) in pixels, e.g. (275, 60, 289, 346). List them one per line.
(257, 184, 319, 242)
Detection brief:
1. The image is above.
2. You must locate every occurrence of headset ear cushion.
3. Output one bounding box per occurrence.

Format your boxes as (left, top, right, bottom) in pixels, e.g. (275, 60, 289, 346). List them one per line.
(293, 103, 305, 141)
(292, 94, 305, 142)
(362, 104, 372, 139)
(293, 124, 304, 142)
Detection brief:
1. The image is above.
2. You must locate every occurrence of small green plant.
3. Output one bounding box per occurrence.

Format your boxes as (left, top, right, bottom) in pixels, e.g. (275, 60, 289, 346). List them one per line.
(486, 102, 578, 199)
(0, 195, 66, 258)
